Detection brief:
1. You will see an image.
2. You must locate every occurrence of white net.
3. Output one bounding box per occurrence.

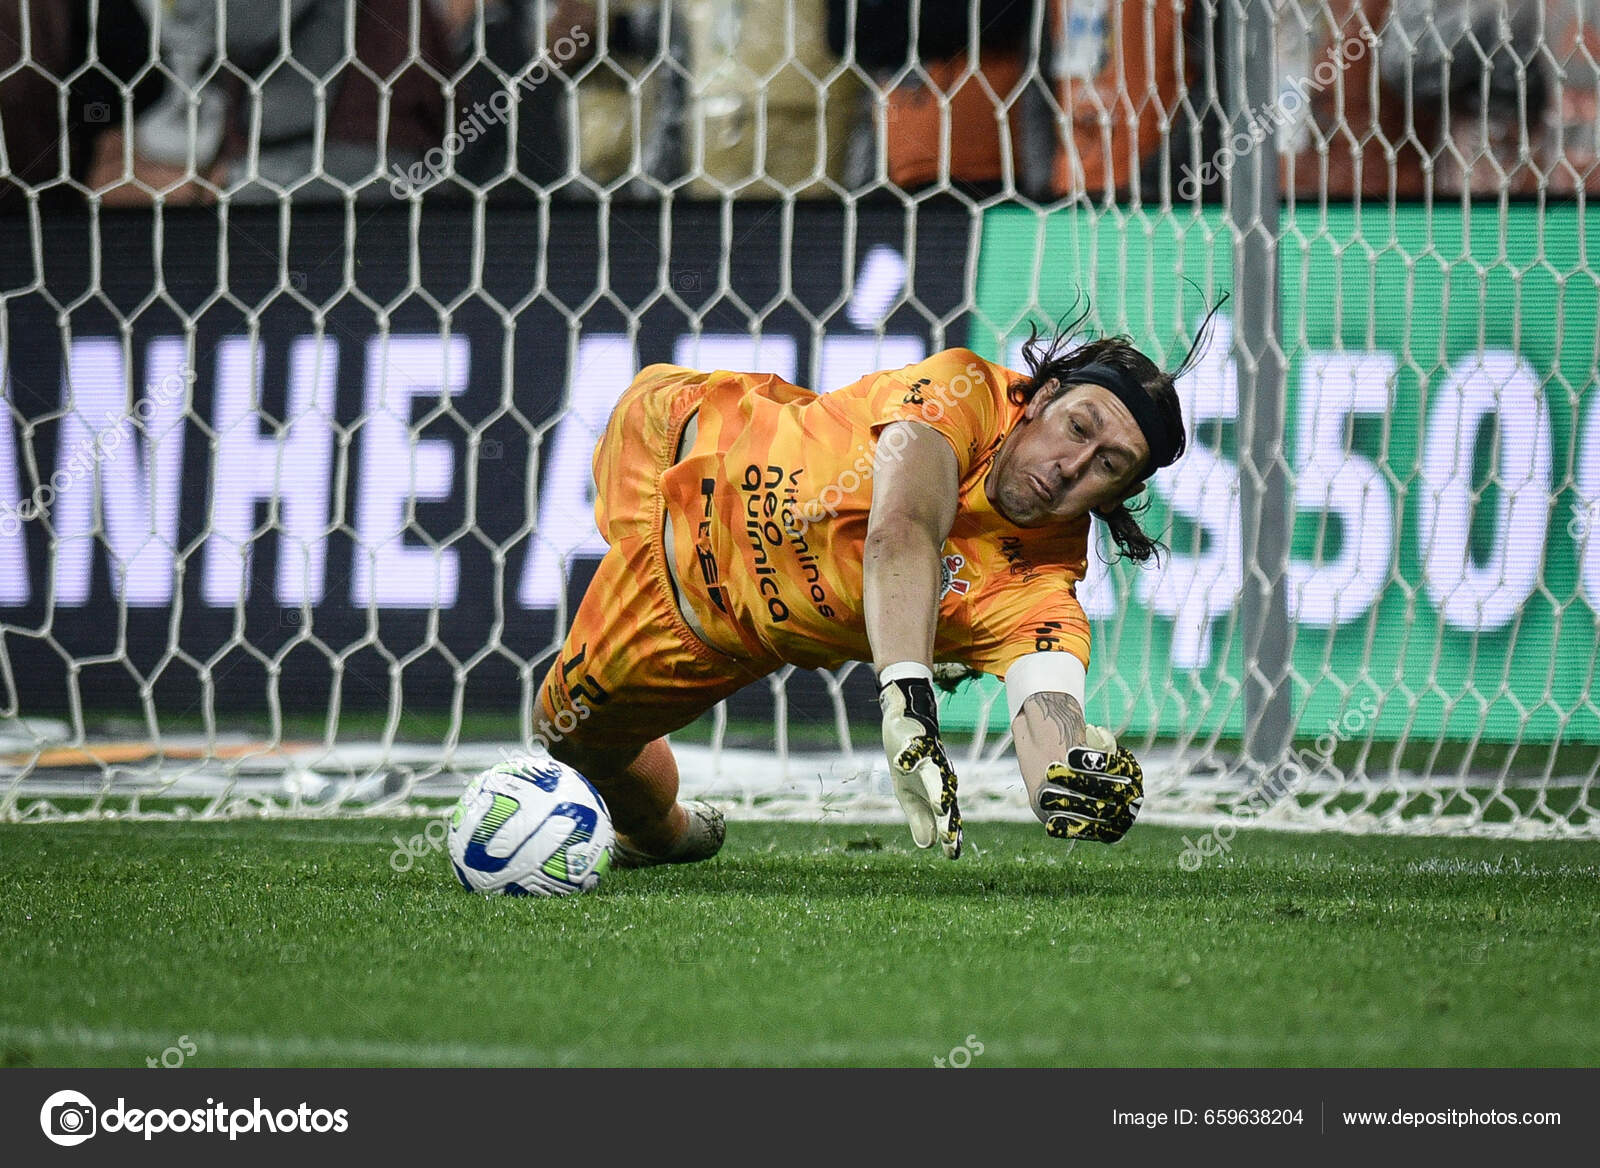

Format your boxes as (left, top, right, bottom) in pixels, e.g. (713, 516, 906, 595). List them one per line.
(0, 0, 1596, 838)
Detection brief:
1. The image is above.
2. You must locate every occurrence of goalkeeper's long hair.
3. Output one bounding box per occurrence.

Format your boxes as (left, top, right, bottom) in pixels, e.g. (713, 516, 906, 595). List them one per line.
(1006, 292, 1227, 565)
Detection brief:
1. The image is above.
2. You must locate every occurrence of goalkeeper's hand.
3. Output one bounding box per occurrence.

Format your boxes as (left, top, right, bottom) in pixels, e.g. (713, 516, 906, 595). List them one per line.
(1035, 727, 1144, 844)
(878, 670, 962, 859)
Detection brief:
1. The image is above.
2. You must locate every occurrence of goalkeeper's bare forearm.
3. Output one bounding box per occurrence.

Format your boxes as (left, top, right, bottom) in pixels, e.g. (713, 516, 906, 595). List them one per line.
(1012, 690, 1089, 806)
(862, 421, 959, 671)
(1011, 689, 1145, 844)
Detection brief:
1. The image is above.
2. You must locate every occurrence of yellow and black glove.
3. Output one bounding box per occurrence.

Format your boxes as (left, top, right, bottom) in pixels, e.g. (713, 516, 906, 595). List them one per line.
(1037, 731, 1144, 844)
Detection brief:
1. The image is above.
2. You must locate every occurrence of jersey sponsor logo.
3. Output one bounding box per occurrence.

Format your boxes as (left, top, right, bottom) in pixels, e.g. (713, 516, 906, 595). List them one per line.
(696, 477, 727, 611)
(902, 377, 932, 406)
(1033, 620, 1068, 652)
(999, 535, 1040, 584)
(738, 463, 838, 624)
(941, 553, 972, 598)
(777, 468, 835, 618)
(741, 464, 793, 624)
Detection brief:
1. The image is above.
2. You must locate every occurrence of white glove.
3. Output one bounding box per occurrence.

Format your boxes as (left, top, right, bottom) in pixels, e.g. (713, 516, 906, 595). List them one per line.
(1083, 725, 1119, 754)
(878, 666, 962, 859)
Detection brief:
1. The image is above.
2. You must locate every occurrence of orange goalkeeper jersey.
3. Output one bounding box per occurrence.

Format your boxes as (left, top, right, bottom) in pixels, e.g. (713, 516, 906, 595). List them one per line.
(658, 348, 1093, 677)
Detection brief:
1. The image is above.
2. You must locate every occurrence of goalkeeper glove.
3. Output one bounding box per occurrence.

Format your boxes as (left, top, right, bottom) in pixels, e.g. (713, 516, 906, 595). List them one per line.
(877, 664, 962, 859)
(1035, 726, 1144, 844)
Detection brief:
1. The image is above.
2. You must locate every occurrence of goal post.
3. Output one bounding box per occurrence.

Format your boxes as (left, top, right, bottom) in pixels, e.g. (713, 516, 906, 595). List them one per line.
(0, 0, 1597, 839)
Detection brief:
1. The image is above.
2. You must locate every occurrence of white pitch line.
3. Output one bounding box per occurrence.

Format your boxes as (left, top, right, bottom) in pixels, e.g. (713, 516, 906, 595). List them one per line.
(0, 1024, 560, 1067)
(0, 1023, 1097, 1066)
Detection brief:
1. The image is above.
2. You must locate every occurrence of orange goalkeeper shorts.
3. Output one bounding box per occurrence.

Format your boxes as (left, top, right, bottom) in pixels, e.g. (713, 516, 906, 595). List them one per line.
(534, 364, 781, 761)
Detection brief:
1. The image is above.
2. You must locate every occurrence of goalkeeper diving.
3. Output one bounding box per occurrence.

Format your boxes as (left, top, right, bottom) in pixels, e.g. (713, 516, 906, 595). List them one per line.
(534, 317, 1198, 864)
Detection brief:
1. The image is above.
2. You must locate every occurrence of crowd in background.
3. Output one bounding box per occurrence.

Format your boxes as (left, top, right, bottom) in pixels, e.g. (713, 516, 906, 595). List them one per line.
(0, 0, 1597, 208)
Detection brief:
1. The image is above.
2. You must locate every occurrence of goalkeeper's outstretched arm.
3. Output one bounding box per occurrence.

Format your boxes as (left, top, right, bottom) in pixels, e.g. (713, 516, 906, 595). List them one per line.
(864, 419, 965, 857)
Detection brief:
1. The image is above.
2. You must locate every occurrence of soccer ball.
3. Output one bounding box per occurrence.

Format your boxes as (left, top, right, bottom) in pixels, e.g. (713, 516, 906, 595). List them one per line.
(448, 758, 615, 896)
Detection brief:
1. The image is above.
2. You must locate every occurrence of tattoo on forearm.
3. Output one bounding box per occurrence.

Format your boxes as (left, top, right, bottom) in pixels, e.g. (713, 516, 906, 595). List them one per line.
(1028, 692, 1086, 750)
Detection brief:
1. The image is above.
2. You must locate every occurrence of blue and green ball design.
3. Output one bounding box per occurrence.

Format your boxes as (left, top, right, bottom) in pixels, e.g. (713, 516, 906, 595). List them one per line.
(447, 760, 615, 896)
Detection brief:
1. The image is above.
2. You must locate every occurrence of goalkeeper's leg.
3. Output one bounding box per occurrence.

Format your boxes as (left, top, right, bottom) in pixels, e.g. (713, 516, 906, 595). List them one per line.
(532, 532, 764, 866)
(544, 737, 689, 855)
(530, 361, 776, 865)
(531, 521, 763, 867)
(546, 736, 722, 866)
(549, 736, 678, 849)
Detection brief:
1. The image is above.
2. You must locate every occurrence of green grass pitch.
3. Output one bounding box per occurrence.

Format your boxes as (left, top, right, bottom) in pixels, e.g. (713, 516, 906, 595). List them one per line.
(3, 819, 1598, 1067)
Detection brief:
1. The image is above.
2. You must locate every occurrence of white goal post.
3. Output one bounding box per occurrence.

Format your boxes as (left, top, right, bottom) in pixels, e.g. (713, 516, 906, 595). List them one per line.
(0, 0, 1596, 839)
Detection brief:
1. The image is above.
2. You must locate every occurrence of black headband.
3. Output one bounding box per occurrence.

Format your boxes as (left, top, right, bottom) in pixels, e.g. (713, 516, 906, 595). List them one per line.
(1062, 362, 1180, 479)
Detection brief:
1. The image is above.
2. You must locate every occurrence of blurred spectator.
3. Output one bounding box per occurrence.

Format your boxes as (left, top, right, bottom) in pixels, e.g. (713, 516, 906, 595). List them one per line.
(434, 0, 687, 200)
(827, 0, 1035, 198)
(85, 0, 222, 203)
(0, 0, 169, 209)
(1173, 0, 1416, 203)
(86, 0, 451, 205)
(1539, 0, 1600, 195)
(686, 0, 858, 198)
(558, 0, 687, 197)
(1047, 0, 1185, 202)
(1272, 0, 1424, 200)
(0, 1, 76, 208)
(1380, 0, 1549, 197)
(472, 0, 857, 201)
(13, 0, 1596, 208)
(434, 0, 573, 195)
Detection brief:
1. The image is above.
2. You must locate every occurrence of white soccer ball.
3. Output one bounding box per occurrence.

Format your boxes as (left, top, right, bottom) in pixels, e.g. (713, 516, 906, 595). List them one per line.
(448, 758, 615, 896)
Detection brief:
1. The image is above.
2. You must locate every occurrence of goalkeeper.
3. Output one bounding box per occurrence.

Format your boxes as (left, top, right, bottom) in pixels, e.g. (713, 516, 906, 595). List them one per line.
(534, 322, 1192, 865)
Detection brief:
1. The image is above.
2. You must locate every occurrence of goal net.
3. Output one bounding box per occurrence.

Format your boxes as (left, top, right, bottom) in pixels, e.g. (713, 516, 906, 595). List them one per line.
(1, 0, 1596, 839)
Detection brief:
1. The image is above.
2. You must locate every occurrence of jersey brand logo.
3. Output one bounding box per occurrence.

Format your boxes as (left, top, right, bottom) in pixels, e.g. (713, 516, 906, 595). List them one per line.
(941, 553, 971, 598)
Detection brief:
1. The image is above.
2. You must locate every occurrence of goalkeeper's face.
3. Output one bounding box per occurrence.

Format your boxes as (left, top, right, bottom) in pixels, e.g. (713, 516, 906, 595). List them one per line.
(987, 381, 1149, 528)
